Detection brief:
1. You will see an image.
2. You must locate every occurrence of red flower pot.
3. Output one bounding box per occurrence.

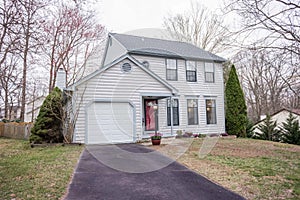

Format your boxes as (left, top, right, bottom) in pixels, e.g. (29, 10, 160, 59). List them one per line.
(151, 139, 161, 145)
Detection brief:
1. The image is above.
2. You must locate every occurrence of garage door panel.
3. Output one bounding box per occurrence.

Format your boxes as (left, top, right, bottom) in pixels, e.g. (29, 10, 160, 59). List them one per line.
(86, 102, 134, 144)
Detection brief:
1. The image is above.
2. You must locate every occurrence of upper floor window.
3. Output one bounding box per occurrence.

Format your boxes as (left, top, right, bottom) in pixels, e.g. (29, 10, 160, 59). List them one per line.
(167, 99, 179, 126)
(205, 63, 214, 83)
(187, 99, 198, 125)
(206, 99, 217, 124)
(166, 59, 177, 81)
(186, 61, 197, 82)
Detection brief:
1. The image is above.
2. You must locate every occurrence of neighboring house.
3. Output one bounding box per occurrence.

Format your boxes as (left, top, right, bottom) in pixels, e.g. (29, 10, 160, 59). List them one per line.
(65, 33, 226, 144)
(0, 107, 3, 119)
(24, 96, 46, 122)
(0, 105, 21, 121)
(253, 108, 300, 134)
(0, 96, 45, 122)
(10, 106, 21, 121)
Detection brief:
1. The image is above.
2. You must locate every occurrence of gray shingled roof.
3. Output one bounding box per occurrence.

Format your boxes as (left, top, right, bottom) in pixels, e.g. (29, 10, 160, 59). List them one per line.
(112, 33, 226, 62)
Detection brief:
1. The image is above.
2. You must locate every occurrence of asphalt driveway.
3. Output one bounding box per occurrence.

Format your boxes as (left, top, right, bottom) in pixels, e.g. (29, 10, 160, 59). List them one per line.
(64, 144, 245, 200)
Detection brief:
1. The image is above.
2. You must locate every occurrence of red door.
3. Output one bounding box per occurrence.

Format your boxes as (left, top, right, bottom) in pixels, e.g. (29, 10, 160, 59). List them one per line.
(145, 100, 157, 131)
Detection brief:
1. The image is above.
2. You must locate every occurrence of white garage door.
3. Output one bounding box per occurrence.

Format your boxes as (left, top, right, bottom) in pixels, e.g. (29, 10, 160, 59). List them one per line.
(86, 102, 134, 144)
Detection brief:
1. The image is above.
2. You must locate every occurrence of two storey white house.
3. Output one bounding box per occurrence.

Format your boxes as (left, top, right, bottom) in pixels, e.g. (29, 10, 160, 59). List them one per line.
(67, 33, 226, 144)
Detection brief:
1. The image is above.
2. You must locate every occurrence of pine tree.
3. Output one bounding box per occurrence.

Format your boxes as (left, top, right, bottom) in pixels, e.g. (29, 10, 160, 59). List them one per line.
(246, 118, 255, 138)
(30, 87, 63, 143)
(225, 65, 247, 137)
(281, 112, 300, 145)
(256, 114, 281, 142)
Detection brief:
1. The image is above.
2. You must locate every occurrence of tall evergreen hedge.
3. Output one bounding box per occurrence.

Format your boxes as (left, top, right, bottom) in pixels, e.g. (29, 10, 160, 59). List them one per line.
(225, 65, 247, 137)
(30, 87, 63, 143)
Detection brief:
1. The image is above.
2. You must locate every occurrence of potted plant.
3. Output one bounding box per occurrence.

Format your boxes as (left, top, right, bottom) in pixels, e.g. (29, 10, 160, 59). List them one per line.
(150, 133, 162, 145)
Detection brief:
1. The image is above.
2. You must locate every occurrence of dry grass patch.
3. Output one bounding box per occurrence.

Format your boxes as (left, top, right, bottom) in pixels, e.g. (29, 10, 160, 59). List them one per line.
(148, 137, 300, 200)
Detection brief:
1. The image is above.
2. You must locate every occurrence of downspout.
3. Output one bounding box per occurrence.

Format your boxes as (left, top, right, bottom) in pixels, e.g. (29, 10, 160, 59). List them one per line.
(170, 96, 173, 136)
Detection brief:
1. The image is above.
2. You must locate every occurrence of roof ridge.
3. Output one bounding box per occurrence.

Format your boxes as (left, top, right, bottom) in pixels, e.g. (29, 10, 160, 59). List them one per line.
(112, 32, 209, 50)
(111, 32, 180, 43)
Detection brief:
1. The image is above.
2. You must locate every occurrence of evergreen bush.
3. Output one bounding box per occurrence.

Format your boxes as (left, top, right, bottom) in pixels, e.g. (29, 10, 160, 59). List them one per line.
(30, 87, 63, 143)
(256, 114, 281, 142)
(281, 112, 300, 145)
(246, 118, 255, 138)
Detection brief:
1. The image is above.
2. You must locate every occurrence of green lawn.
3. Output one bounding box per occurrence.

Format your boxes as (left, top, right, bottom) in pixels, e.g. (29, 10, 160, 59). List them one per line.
(176, 138, 300, 200)
(0, 137, 83, 200)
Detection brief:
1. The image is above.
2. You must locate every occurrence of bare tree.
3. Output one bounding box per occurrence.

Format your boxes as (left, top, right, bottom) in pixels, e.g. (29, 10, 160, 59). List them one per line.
(234, 48, 298, 121)
(163, 1, 231, 54)
(225, 0, 300, 87)
(0, 0, 21, 67)
(0, 57, 21, 119)
(225, 0, 300, 56)
(41, 1, 106, 93)
(0, 0, 22, 119)
(225, 0, 300, 116)
(0, 0, 105, 123)
(18, 0, 45, 121)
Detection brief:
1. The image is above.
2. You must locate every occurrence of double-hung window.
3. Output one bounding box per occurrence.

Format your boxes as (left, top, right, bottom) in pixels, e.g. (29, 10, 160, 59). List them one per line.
(186, 61, 197, 82)
(166, 59, 177, 81)
(205, 63, 214, 83)
(206, 99, 217, 124)
(167, 99, 179, 126)
(187, 99, 198, 125)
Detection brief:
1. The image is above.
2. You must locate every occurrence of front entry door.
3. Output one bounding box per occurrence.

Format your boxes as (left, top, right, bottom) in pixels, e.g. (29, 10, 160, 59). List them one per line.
(144, 99, 158, 131)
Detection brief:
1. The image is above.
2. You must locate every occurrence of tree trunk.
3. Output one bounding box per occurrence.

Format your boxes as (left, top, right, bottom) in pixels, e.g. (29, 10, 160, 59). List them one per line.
(4, 87, 8, 119)
(20, 30, 30, 122)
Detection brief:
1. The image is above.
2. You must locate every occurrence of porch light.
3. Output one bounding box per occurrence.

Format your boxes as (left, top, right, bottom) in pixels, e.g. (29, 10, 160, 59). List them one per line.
(148, 102, 158, 110)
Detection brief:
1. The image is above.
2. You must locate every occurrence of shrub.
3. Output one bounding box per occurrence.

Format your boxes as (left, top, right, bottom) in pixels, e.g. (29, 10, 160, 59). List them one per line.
(30, 87, 63, 143)
(176, 130, 183, 138)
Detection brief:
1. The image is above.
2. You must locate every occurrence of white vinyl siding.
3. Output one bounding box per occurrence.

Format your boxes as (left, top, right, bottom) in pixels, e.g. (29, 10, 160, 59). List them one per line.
(73, 58, 173, 143)
(132, 55, 225, 135)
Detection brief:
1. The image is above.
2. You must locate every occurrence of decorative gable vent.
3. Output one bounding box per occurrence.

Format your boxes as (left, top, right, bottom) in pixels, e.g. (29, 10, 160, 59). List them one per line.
(142, 61, 149, 68)
(121, 63, 132, 73)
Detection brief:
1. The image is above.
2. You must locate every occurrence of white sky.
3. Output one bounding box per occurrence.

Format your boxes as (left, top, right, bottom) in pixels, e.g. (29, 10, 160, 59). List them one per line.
(96, 0, 224, 33)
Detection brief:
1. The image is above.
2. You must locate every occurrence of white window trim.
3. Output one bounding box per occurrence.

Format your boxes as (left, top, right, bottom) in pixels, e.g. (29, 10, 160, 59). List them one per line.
(186, 98, 199, 125)
(166, 58, 178, 81)
(186, 60, 197, 82)
(166, 98, 180, 126)
(204, 62, 215, 83)
(205, 98, 217, 125)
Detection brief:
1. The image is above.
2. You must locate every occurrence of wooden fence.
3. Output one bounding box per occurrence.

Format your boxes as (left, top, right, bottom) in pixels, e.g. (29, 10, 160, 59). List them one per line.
(0, 122, 33, 140)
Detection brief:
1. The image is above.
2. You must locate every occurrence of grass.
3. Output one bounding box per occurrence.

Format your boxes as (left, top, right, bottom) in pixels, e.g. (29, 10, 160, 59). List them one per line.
(0, 137, 84, 200)
(150, 137, 300, 200)
(2, 136, 299, 200)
